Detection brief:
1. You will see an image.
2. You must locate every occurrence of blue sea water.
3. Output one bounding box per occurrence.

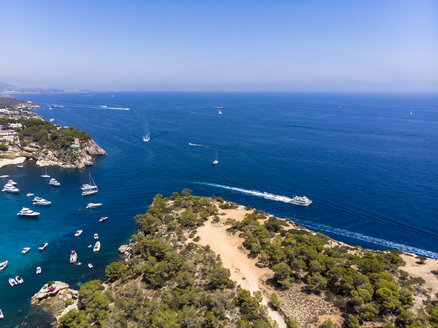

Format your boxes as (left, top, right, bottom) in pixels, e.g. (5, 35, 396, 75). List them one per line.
(0, 92, 437, 326)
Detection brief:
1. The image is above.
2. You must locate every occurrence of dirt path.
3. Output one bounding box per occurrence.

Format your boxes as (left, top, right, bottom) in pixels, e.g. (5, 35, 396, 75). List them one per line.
(197, 218, 286, 328)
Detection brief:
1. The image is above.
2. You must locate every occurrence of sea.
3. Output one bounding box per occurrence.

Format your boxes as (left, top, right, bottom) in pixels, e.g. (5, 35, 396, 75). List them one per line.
(0, 92, 437, 327)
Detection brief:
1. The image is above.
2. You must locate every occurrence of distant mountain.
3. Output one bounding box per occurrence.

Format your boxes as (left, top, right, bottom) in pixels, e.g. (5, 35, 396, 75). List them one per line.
(0, 82, 17, 92)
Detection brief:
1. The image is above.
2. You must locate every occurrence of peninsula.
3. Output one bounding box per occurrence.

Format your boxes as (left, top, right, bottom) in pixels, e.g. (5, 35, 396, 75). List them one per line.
(33, 191, 438, 328)
(0, 96, 105, 169)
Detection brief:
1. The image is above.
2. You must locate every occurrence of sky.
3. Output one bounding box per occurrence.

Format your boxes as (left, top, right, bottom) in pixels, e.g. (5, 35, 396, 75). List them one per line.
(0, 0, 437, 92)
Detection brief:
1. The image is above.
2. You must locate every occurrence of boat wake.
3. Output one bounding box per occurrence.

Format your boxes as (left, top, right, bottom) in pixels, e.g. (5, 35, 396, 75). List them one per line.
(100, 105, 130, 111)
(142, 135, 151, 142)
(195, 182, 293, 203)
(300, 220, 438, 259)
(189, 142, 208, 148)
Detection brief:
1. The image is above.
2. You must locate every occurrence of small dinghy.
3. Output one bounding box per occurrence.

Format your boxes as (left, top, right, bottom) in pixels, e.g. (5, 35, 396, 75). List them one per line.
(22, 247, 30, 254)
(26, 193, 35, 197)
(70, 250, 77, 264)
(38, 243, 48, 251)
(0, 260, 8, 271)
(15, 276, 24, 284)
(93, 241, 101, 253)
(36, 266, 42, 275)
(99, 216, 108, 222)
(88, 263, 93, 269)
(8, 278, 16, 287)
(94, 233, 99, 240)
(75, 230, 83, 237)
(75, 262, 82, 266)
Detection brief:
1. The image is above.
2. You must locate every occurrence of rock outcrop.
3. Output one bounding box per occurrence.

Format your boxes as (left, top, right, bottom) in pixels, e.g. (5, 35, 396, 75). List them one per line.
(118, 244, 132, 258)
(31, 281, 78, 320)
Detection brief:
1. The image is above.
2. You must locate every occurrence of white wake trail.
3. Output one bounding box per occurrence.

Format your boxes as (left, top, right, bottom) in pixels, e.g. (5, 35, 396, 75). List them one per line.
(197, 182, 293, 203)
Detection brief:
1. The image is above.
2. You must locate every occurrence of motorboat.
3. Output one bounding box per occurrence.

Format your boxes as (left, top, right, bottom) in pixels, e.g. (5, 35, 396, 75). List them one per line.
(33, 197, 52, 206)
(15, 276, 23, 284)
(142, 135, 150, 142)
(0, 175, 9, 178)
(75, 230, 83, 237)
(290, 196, 312, 207)
(86, 203, 102, 209)
(48, 178, 61, 187)
(7, 179, 17, 185)
(17, 207, 40, 217)
(93, 241, 101, 253)
(0, 308, 3, 319)
(17, 163, 24, 168)
(99, 216, 108, 222)
(70, 250, 77, 264)
(81, 173, 98, 196)
(212, 152, 219, 165)
(0, 260, 8, 271)
(26, 193, 34, 197)
(22, 247, 30, 254)
(9, 278, 17, 287)
(36, 267, 42, 274)
(94, 233, 99, 240)
(88, 263, 93, 269)
(38, 243, 48, 251)
(88, 245, 92, 248)
(40, 167, 50, 178)
(2, 184, 19, 193)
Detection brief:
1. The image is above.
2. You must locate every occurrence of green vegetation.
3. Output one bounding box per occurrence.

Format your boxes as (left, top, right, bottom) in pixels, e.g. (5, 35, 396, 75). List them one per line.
(227, 211, 434, 327)
(0, 143, 7, 151)
(59, 191, 273, 328)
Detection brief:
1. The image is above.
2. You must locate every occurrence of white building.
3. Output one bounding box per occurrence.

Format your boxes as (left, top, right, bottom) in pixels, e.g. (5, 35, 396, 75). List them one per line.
(0, 130, 18, 143)
(9, 122, 22, 128)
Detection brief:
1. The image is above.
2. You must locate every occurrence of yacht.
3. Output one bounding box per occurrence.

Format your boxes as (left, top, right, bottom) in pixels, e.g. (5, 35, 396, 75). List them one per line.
(33, 197, 52, 206)
(75, 230, 83, 237)
(99, 216, 108, 222)
(94, 233, 99, 240)
(70, 250, 77, 264)
(290, 196, 312, 207)
(38, 243, 48, 251)
(86, 203, 102, 209)
(0, 260, 8, 271)
(17, 207, 40, 217)
(81, 173, 98, 196)
(212, 152, 219, 165)
(40, 167, 50, 178)
(88, 263, 94, 269)
(9, 278, 17, 287)
(48, 178, 61, 187)
(15, 276, 24, 284)
(93, 241, 101, 253)
(2, 184, 19, 193)
(36, 267, 42, 275)
(26, 193, 35, 197)
(22, 247, 30, 254)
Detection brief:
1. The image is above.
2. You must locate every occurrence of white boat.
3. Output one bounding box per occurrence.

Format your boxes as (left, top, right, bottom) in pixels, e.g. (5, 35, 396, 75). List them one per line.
(33, 197, 52, 206)
(26, 193, 34, 197)
(99, 216, 108, 222)
(49, 118, 54, 122)
(22, 247, 30, 254)
(70, 250, 77, 264)
(212, 152, 219, 165)
(48, 178, 61, 187)
(75, 262, 82, 266)
(8, 278, 16, 287)
(0, 308, 3, 319)
(15, 276, 23, 284)
(88, 263, 93, 269)
(74, 230, 83, 237)
(2, 184, 19, 193)
(0, 175, 9, 178)
(38, 243, 48, 251)
(40, 167, 50, 178)
(94, 233, 99, 240)
(290, 196, 312, 207)
(0, 260, 8, 271)
(36, 266, 42, 275)
(86, 203, 102, 209)
(88, 245, 92, 248)
(93, 241, 101, 253)
(142, 135, 150, 142)
(17, 207, 40, 217)
(7, 179, 17, 185)
(17, 163, 24, 168)
(81, 173, 98, 196)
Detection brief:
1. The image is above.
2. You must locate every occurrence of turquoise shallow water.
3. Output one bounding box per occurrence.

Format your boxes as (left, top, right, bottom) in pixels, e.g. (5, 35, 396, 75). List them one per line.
(0, 92, 437, 326)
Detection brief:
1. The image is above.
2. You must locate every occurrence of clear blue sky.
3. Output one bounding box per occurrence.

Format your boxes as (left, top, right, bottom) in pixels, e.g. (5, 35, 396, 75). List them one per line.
(1, 0, 437, 92)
